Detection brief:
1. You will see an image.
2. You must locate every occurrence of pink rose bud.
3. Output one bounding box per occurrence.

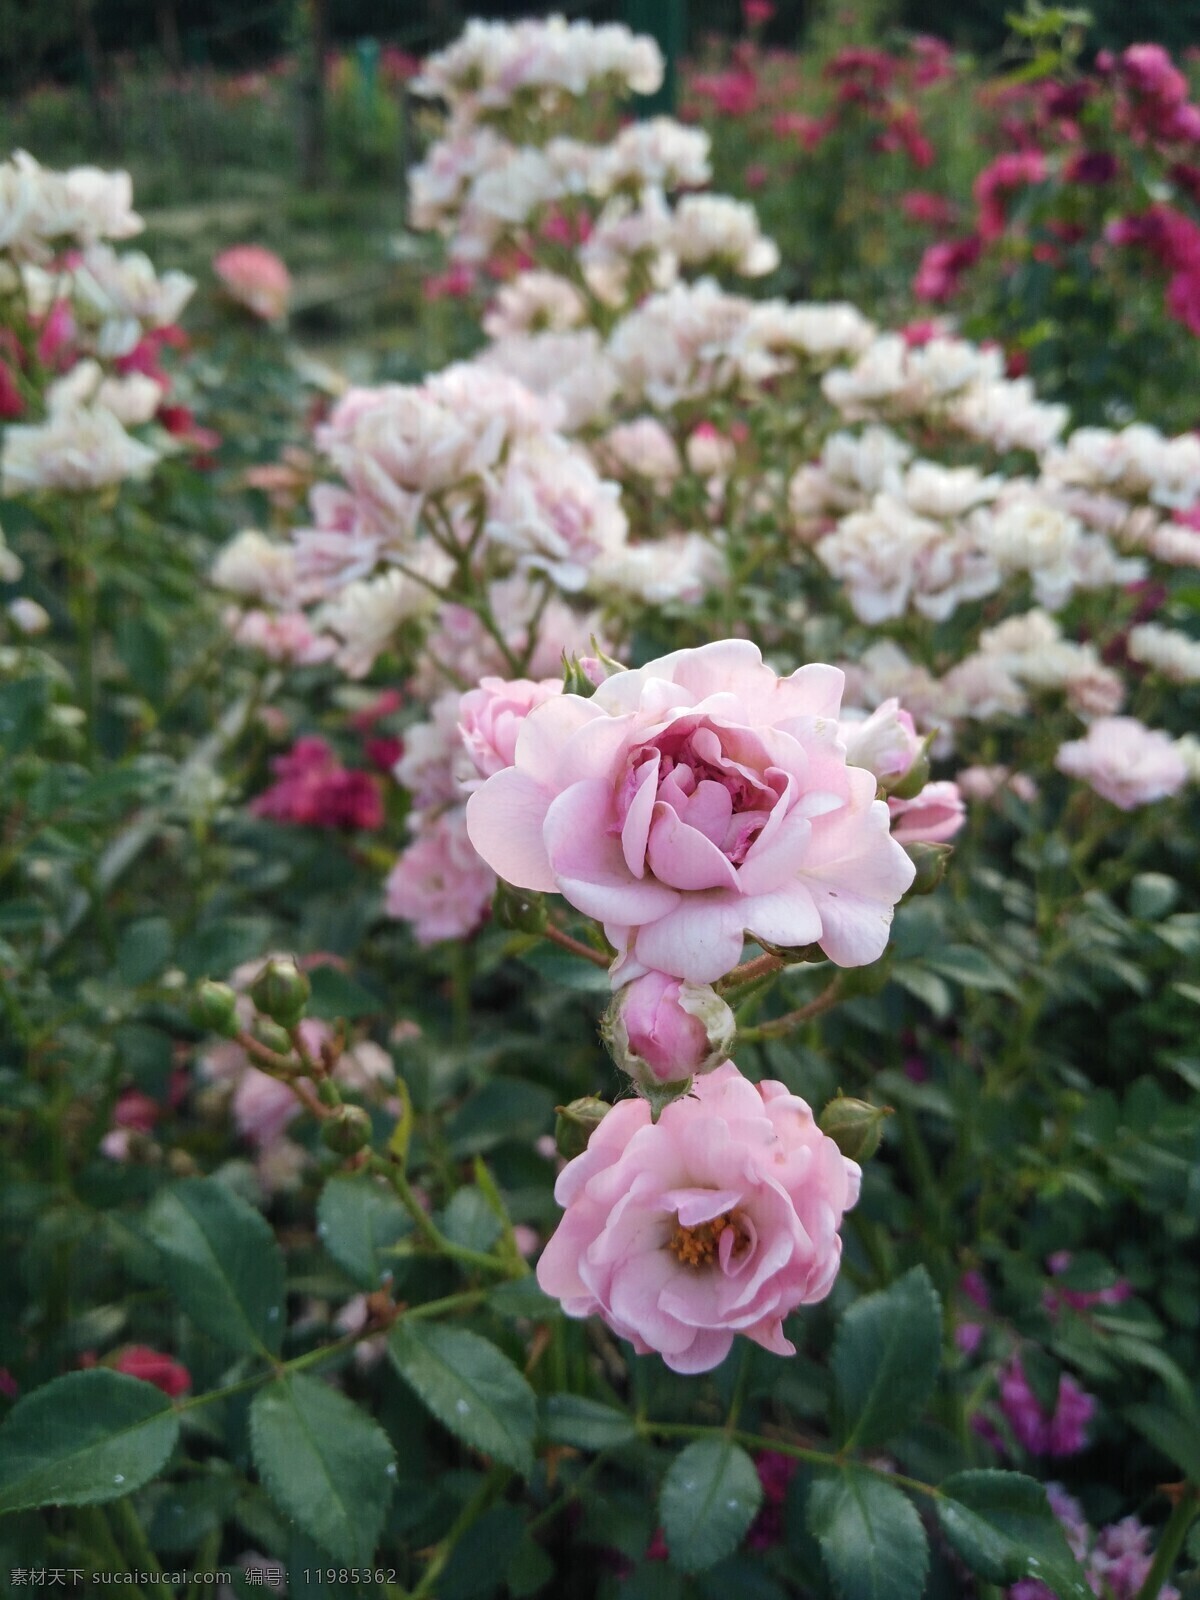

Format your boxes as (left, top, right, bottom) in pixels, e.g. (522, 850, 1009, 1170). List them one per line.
(603, 972, 736, 1106)
(839, 699, 926, 790)
(686, 422, 737, 476)
(888, 780, 967, 844)
(110, 1344, 191, 1397)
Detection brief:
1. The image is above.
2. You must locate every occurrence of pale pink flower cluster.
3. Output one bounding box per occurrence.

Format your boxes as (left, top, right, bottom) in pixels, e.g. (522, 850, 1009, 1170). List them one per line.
(0, 150, 142, 261)
(1, 376, 160, 494)
(1055, 718, 1190, 809)
(413, 16, 663, 117)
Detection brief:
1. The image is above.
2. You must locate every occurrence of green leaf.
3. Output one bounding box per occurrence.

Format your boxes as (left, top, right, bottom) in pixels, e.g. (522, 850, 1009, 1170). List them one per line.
(0, 677, 49, 759)
(115, 612, 170, 703)
(540, 1395, 638, 1451)
(659, 1438, 762, 1573)
(935, 1470, 1092, 1598)
(1130, 873, 1179, 921)
(507, 1534, 555, 1598)
(832, 1266, 942, 1450)
(440, 1187, 503, 1255)
(389, 1321, 537, 1475)
(1127, 1402, 1200, 1482)
(317, 1175, 412, 1292)
(807, 1468, 929, 1600)
(143, 1178, 286, 1357)
(489, 1278, 560, 1321)
(117, 916, 173, 987)
(446, 1080, 557, 1158)
(925, 945, 1020, 997)
(249, 1372, 395, 1566)
(890, 964, 952, 1019)
(0, 1371, 179, 1512)
(306, 964, 383, 1020)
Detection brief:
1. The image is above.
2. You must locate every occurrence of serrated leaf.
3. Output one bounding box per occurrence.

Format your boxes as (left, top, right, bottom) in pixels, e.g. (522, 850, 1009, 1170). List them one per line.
(249, 1372, 395, 1566)
(1127, 1402, 1200, 1481)
(117, 916, 173, 986)
(660, 1438, 762, 1573)
(317, 1175, 412, 1291)
(389, 1321, 536, 1475)
(925, 945, 1020, 997)
(143, 1178, 286, 1357)
(489, 1278, 560, 1320)
(0, 1371, 179, 1512)
(540, 1395, 637, 1450)
(440, 1187, 503, 1254)
(935, 1470, 1092, 1598)
(306, 964, 382, 1020)
(890, 964, 952, 1018)
(446, 1079, 557, 1158)
(832, 1266, 942, 1450)
(808, 1468, 929, 1600)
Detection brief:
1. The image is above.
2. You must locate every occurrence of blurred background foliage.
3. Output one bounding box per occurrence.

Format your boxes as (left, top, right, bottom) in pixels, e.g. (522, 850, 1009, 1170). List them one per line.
(4, 0, 1200, 98)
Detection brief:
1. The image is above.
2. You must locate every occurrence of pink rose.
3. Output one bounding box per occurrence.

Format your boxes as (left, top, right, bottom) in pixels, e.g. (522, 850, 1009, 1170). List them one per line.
(465, 640, 915, 986)
(1054, 717, 1188, 810)
(536, 1062, 860, 1373)
(458, 675, 563, 783)
(213, 245, 291, 322)
(887, 780, 966, 844)
(233, 1068, 300, 1148)
(385, 808, 496, 946)
(602, 970, 735, 1090)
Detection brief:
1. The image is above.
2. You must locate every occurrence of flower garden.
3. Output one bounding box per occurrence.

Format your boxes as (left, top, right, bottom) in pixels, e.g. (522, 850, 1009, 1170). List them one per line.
(2, 7, 1200, 1597)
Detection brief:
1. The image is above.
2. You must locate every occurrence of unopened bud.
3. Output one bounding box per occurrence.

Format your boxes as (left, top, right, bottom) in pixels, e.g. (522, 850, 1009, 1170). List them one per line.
(602, 973, 735, 1096)
(819, 1095, 892, 1163)
(322, 1103, 372, 1156)
(555, 1097, 610, 1160)
(492, 881, 548, 934)
(561, 652, 600, 698)
(905, 842, 954, 895)
(252, 1018, 293, 1058)
(192, 979, 239, 1038)
(886, 742, 932, 801)
(249, 956, 310, 1028)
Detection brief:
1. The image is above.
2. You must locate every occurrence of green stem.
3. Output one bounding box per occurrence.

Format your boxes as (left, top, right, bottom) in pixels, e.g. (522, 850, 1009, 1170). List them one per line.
(1134, 1485, 1199, 1600)
(76, 1506, 145, 1599)
(409, 1466, 512, 1600)
(372, 1157, 518, 1277)
(69, 542, 98, 768)
(636, 1419, 939, 1500)
(110, 1498, 172, 1600)
(542, 923, 611, 968)
(738, 976, 845, 1042)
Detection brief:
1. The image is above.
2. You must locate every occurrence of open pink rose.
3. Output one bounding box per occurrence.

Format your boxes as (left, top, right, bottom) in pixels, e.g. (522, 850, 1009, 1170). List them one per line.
(465, 640, 915, 986)
(536, 1062, 859, 1373)
(213, 244, 291, 322)
(458, 674, 563, 784)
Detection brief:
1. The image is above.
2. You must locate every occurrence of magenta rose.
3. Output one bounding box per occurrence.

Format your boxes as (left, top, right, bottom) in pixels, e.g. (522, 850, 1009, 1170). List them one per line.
(465, 640, 915, 986)
(536, 1062, 860, 1373)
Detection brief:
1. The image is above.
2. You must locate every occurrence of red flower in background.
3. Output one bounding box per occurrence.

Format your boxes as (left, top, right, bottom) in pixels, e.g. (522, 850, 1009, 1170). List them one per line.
(111, 1346, 192, 1397)
(252, 736, 384, 831)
